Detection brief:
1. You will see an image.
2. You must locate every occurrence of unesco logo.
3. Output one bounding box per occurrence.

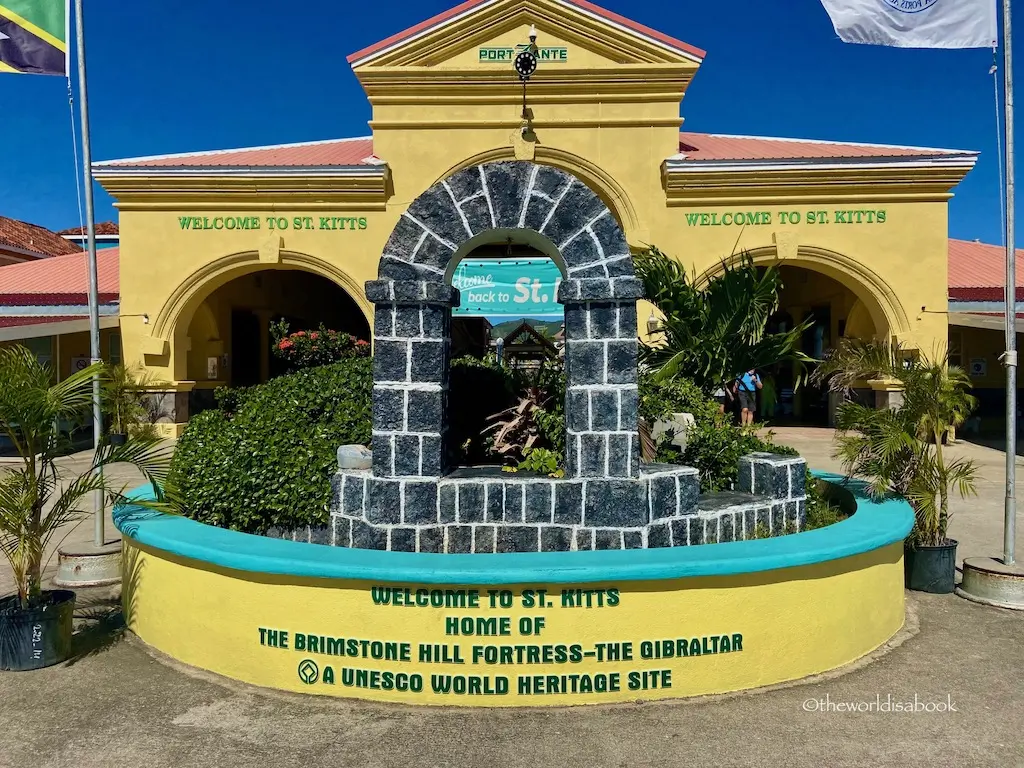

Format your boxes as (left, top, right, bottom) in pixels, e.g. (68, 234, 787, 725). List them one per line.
(882, 0, 938, 12)
(297, 659, 319, 685)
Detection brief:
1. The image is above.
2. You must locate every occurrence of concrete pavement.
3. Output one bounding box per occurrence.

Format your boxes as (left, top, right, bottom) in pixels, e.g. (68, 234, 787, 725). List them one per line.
(1, 430, 1023, 767)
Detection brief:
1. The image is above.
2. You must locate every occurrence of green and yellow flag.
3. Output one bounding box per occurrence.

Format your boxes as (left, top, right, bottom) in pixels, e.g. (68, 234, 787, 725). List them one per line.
(0, 0, 67, 75)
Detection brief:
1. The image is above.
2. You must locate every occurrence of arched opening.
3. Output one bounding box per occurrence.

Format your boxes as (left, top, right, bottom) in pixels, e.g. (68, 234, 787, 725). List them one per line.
(771, 265, 882, 425)
(183, 267, 370, 406)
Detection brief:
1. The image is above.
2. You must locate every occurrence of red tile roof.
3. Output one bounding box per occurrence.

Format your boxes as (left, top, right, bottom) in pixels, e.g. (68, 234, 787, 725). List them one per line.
(675, 132, 976, 162)
(346, 0, 705, 65)
(0, 247, 119, 306)
(57, 221, 119, 236)
(94, 138, 377, 169)
(0, 216, 83, 259)
(948, 238, 1024, 302)
(0, 315, 89, 328)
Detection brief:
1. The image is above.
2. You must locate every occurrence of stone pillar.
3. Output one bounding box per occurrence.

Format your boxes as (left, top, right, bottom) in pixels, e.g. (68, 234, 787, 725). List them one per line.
(560, 277, 643, 479)
(365, 279, 458, 480)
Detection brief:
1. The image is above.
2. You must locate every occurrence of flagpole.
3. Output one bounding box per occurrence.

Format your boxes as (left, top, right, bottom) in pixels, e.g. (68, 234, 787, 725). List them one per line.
(73, 0, 105, 547)
(1001, 0, 1017, 567)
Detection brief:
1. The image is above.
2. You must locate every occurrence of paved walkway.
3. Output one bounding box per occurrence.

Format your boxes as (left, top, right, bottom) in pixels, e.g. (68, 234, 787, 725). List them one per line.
(1, 430, 1022, 767)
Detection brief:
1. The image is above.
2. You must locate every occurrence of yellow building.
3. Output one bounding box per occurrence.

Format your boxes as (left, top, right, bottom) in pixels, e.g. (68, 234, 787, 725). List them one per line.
(43, 0, 986, 435)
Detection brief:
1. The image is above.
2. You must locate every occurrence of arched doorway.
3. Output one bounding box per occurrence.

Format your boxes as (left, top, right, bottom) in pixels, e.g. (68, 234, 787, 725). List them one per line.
(184, 267, 370, 395)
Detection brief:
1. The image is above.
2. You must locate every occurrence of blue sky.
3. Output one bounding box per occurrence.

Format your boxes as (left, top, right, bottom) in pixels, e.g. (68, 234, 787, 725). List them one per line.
(0, 0, 1016, 245)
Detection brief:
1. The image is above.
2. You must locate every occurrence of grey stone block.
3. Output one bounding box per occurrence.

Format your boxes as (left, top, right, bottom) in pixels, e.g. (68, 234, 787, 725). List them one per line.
(414, 235, 455, 272)
(395, 307, 421, 338)
(594, 529, 622, 551)
(623, 531, 643, 549)
(611, 277, 644, 300)
(445, 166, 484, 204)
(616, 303, 638, 339)
(770, 503, 786, 535)
(678, 473, 699, 515)
(352, 520, 387, 550)
(565, 434, 580, 477)
(333, 516, 352, 548)
(497, 526, 539, 554)
(585, 480, 646, 527)
(407, 389, 443, 432)
(419, 527, 444, 554)
(448, 525, 473, 554)
(562, 234, 603, 274)
(581, 434, 606, 476)
(474, 525, 496, 553)
(755, 506, 771, 536)
(650, 475, 678, 519)
(484, 162, 531, 227)
(786, 501, 804, 531)
(460, 196, 493, 236)
(372, 387, 404, 431)
(588, 303, 616, 338)
(671, 518, 688, 546)
(590, 389, 618, 431)
(459, 483, 485, 524)
(393, 434, 421, 476)
(378, 257, 421, 281)
(329, 473, 343, 515)
(365, 279, 395, 304)
(404, 481, 438, 525)
(790, 463, 807, 499)
(411, 341, 445, 381)
(390, 527, 416, 552)
(618, 389, 639, 431)
(406, 185, 467, 247)
(566, 388, 589, 432)
(719, 513, 735, 543)
(541, 526, 574, 552)
(574, 528, 595, 551)
(543, 181, 607, 247)
(567, 341, 604, 384)
(421, 306, 445, 339)
(373, 340, 408, 382)
(374, 306, 394, 337)
(342, 474, 367, 515)
(578, 278, 615, 301)
(533, 164, 572, 200)
(523, 195, 554, 233)
(604, 255, 633, 278)
(483, 483, 503, 523)
(381, 216, 428, 264)
(310, 526, 331, 546)
(439, 484, 457, 522)
(553, 482, 584, 525)
(367, 479, 401, 524)
(503, 483, 525, 522)
(525, 482, 553, 523)
(606, 434, 634, 478)
(688, 517, 705, 546)
(606, 341, 638, 385)
(420, 435, 443, 477)
(591, 210, 631, 259)
(371, 433, 393, 477)
(564, 305, 587, 339)
(743, 507, 756, 540)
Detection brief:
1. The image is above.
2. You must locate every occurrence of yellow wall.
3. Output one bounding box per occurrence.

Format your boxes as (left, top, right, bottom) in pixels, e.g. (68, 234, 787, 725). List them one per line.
(124, 540, 906, 706)
(97, 2, 966, 430)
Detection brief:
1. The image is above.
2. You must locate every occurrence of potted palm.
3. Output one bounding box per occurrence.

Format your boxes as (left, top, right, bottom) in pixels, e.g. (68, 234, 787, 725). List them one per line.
(813, 340, 978, 593)
(102, 363, 160, 445)
(0, 346, 170, 670)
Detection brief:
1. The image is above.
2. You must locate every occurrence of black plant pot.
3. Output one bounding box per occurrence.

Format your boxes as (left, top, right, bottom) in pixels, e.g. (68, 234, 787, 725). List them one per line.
(0, 590, 76, 671)
(108, 433, 127, 447)
(904, 539, 958, 594)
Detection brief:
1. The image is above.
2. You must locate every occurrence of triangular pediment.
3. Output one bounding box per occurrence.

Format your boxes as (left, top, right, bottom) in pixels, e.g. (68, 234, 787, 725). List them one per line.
(348, 0, 704, 71)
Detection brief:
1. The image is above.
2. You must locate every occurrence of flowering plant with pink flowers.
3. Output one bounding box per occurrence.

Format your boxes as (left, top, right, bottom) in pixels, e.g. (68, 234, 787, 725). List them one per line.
(270, 320, 370, 370)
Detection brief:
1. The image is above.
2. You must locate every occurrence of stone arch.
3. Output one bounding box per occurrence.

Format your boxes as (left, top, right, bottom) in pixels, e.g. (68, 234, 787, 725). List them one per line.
(366, 161, 644, 487)
(700, 245, 911, 340)
(377, 161, 635, 284)
(150, 250, 372, 380)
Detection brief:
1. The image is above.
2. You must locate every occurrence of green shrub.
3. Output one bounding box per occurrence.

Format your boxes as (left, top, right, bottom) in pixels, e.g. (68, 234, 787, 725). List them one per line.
(170, 358, 372, 533)
(639, 374, 721, 426)
(270, 319, 370, 372)
(448, 356, 523, 465)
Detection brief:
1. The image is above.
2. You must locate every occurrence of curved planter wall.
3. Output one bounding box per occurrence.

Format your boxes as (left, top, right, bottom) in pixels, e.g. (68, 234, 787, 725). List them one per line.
(115, 473, 912, 707)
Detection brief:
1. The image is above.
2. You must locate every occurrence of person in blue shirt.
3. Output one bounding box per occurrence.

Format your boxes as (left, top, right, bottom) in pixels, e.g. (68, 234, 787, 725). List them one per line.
(736, 369, 762, 427)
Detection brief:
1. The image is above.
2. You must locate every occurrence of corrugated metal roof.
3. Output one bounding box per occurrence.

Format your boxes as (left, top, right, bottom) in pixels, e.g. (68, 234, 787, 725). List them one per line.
(948, 238, 1024, 302)
(0, 247, 119, 306)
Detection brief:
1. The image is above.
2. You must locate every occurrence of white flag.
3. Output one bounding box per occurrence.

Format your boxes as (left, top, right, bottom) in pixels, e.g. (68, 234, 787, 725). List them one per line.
(820, 0, 998, 49)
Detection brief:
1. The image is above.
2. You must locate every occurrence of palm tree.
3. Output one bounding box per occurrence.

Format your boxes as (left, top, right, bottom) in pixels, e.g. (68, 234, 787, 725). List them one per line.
(812, 339, 977, 546)
(635, 247, 813, 394)
(0, 346, 171, 610)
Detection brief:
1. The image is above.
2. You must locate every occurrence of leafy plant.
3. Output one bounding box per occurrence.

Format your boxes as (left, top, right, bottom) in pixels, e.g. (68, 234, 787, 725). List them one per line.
(448, 356, 524, 465)
(813, 339, 978, 546)
(170, 358, 373, 533)
(0, 346, 170, 609)
(271, 319, 370, 372)
(635, 247, 813, 394)
(102, 362, 161, 438)
(484, 362, 565, 470)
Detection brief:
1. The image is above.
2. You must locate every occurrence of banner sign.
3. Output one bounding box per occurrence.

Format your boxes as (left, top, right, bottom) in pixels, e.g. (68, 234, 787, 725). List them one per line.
(451, 258, 563, 318)
(478, 45, 568, 63)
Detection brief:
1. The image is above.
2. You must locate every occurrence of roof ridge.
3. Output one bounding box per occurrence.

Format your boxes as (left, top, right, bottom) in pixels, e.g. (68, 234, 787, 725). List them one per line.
(95, 136, 372, 167)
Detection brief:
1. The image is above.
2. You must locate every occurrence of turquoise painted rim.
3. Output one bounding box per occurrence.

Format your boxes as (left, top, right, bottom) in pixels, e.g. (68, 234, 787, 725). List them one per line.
(114, 472, 913, 585)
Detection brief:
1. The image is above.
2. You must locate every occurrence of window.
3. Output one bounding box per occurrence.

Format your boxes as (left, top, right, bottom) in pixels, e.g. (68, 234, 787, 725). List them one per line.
(109, 331, 122, 366)
(949, 331, 963, 368)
